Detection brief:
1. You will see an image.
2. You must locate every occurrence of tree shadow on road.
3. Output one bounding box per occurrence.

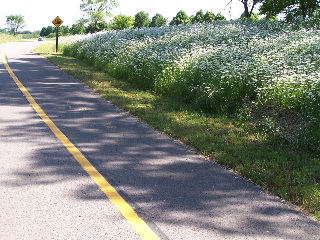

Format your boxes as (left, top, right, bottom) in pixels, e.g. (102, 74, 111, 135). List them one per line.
(1, 54, 319, 239)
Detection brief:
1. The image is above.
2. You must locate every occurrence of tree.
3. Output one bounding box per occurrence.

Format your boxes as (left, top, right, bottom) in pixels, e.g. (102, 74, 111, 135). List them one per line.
(80, 0, 118, 32)
(71, 21, 87, 35)
(86, 22, 109, 33)
(150, 14, 168, 27)
(112, 15, 134, 30)
(170, 10, 191, 25)
(6, 15, 26, 35)
(241, 0, 262, 18)
(228, 0, 262, 18)
(191, 10, 205, 23)
(60, 26, 71, 36)
(240, 12, 259, 20)
(204, 11, 216, 23)
(215, 13, 227, 20)
(40, 26, 55, 37)
(134, 11, 151, 28)
(259, 0, 320, 20)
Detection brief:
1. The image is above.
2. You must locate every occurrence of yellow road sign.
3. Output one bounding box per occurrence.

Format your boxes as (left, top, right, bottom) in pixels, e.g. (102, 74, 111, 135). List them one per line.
(52, 16, 63, 27)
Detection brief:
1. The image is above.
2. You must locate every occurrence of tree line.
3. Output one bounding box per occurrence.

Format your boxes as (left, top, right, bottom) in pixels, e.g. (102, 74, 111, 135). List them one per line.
(3, 0, 320, 36)
(39, 10, 227, 37)
(235, 0, 320, 20)
(77, 0, 319, 32)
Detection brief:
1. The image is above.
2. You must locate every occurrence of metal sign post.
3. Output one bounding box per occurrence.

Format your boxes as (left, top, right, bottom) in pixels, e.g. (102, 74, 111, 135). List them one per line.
(55, 27, 59, 53)
(52, 16, 63, 53)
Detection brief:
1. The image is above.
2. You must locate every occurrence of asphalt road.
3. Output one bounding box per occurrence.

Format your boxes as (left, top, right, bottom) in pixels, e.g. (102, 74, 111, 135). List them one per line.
(0, 41, 319, 240)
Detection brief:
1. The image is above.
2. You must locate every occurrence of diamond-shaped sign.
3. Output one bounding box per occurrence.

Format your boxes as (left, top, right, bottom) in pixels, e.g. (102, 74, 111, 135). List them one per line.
(52, 16, 63, 27)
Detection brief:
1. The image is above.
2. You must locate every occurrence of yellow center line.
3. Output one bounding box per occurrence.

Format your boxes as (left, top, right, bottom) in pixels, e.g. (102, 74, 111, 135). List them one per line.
(1, 52, 161, 240)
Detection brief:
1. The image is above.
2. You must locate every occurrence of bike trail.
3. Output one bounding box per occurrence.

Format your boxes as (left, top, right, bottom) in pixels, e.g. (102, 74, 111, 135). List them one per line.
(0, 42, 319, 240)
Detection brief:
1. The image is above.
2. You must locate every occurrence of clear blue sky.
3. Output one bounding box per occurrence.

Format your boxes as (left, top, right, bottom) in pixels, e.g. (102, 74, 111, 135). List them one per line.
(1, 0, 246, 31)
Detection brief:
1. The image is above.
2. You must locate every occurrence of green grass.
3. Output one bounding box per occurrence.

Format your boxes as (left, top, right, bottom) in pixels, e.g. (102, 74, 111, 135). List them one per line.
(0, 33, 23, 44)
(39, 37, 56, 42)
(33, 43, 320, 221)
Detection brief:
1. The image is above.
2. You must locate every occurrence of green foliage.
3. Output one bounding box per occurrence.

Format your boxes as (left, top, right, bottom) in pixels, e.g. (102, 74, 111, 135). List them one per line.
(240, 12, 260, 21)
(40, 26, 55, 37)
(40, 25, 73, 37)
(80, 0, 118, 31)
(170, 10, 191, 25)
(71, 21, 87, 35)
(262, 15, 279, 21)
(150, 14, 168, 27)
(215, 13, 227, 21)
(80, 0, 118, 18)
(134, 11, 151, 28)
(21, 31, 41, 39)
(40, 20, 109, 36)
(203, 11, 216, 23)
(234, 0, 263, 18)
(60, 26, 71, 36)
(259, 0, 320, 20)
(86, 22, 109, 33)
(283, 9, 320, 29)
(112, 15, 134, 30)
(6, 15, 26, 36)
(191, 10, 205, 23)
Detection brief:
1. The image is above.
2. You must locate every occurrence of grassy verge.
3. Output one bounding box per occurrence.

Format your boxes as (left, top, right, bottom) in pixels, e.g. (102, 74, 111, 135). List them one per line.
(33, 43, 320, 220)
(0, 33, 23, 44)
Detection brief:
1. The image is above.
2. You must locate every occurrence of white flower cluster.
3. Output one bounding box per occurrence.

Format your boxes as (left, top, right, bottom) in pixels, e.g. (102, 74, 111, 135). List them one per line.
(61, 21, 320, 117)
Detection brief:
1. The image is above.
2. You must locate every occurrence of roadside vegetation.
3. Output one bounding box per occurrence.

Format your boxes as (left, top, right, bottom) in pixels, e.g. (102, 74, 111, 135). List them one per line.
(2, 0, 319, 222)
(33, 20, 319, 221)
(61, 21, 320, 152)
(0, 33, 22, 44)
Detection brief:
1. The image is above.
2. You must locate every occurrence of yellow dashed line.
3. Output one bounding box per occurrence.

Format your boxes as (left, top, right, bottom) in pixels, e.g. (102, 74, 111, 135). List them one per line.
(2, 52, 161, 240)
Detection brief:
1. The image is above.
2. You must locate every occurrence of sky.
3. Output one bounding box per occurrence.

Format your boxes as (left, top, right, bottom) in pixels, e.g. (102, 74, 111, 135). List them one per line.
(0, 0, 245, 31)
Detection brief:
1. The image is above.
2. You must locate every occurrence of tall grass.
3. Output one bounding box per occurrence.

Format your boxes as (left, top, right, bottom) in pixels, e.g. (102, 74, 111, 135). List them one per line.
(0, 33, 22, 44)
(61, 21, 320, 151)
